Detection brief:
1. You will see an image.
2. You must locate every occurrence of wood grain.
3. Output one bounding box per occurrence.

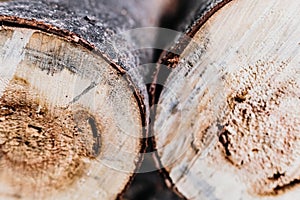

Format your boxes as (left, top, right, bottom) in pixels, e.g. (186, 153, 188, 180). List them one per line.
(154, 0, 300, 199)
(0, 0, 148, 199)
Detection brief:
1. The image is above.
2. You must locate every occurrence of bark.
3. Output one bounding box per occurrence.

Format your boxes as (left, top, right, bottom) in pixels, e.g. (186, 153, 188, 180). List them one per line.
(51, 0, 172, 28)
(0, 0, 152, 199)
(154, 0, 300, 199)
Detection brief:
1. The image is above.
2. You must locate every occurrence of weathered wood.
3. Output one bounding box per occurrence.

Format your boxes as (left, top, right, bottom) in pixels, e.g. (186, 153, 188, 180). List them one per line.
(0, 0, 152, 199)
(154, 0, 300, 199)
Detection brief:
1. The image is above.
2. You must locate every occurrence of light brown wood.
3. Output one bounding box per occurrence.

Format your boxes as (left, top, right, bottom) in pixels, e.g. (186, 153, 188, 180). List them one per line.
(0, 26, 143, 200)
(154, 0, 300, 199)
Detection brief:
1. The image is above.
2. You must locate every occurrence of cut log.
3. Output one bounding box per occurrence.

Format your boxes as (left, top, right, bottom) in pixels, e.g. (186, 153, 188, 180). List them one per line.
(0, 0, 149, 199)
(154, 0, 300, 199)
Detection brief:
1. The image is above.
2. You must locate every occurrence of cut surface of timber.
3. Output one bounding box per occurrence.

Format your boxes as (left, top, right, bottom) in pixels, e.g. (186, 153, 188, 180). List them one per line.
(0, 0, 148, 199)
(0, 26, 143, 200)
(154, 0, 300, 199)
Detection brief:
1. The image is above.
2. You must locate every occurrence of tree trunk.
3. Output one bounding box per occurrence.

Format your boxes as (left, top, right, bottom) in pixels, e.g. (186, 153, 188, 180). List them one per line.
(0, 0, 155, 199)
(154, 0, 300, 199)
